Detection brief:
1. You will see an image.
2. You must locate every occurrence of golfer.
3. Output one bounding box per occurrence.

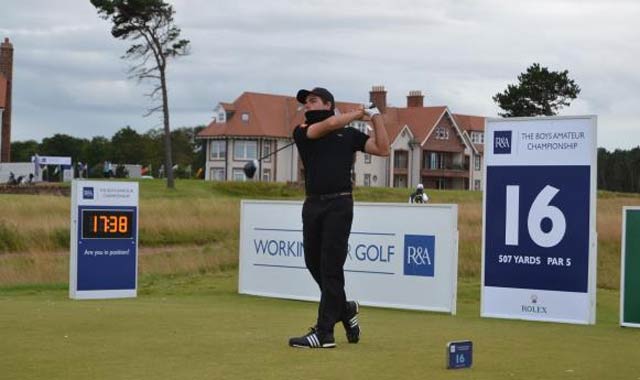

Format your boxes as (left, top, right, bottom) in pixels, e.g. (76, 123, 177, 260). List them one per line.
(289, 87, 389, 348)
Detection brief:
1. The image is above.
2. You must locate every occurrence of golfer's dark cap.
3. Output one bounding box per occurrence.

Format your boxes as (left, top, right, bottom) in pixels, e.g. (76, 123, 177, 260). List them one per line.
(296, 87, 335, 110)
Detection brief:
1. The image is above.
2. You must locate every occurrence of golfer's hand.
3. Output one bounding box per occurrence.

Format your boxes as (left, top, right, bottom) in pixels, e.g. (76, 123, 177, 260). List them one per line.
(354, 106, 367, 120)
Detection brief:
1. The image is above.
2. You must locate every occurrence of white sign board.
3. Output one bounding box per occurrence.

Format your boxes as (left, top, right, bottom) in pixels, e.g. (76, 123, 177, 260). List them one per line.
(70, 180, 139, 300)
(239, 200, 459, 313)
(481, 116, 597, 324)
(34, 155, 72, 166)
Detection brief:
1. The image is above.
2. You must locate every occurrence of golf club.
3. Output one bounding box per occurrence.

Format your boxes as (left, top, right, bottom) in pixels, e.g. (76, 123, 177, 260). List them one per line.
(243, 141, 295, 179)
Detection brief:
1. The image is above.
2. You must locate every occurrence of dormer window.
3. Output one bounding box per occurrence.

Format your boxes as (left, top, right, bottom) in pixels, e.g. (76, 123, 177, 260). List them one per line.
(241, 112, 250, 122)
(435, 126, 449, 140)
(471, 131, 484, 144)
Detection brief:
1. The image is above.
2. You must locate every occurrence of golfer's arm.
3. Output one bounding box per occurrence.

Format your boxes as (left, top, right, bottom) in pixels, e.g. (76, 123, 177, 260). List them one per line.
(364, 115, 390, 156)
(306, 111, 363, 139)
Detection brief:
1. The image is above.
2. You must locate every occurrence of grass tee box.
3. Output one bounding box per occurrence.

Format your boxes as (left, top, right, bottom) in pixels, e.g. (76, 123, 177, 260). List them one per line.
(239, 200, 459, 313)
(69, 180, 139, 299)
(621, 207, 640, 327)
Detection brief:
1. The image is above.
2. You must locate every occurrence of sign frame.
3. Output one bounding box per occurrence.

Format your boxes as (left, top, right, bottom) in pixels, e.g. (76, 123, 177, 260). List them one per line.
(620, 206, 640, 328)
(69, 180, 139, 300)
(239, 200, 459, 314)
(481, 115, 598, 324)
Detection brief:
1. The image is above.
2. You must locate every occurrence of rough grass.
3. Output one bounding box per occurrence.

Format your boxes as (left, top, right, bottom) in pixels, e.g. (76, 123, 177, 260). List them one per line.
(1, 180, 639, 289)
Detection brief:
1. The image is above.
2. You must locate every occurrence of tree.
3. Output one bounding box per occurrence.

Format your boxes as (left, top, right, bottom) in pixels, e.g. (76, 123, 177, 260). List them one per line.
(91, 0, 190, 189)
(40, 134, 89, 161)
(142, 127, 166, 177)
(11, 140, 40, 162)
(111, 126, 146, 164)
(84, 136, 112, 166)
(493, 63, 581, 117)
(83, 136, 113, 177)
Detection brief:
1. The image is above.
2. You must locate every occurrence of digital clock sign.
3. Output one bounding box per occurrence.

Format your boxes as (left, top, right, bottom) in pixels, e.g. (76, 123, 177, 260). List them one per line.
(70, 180, 139, 300)
(82, 210, 134, 239)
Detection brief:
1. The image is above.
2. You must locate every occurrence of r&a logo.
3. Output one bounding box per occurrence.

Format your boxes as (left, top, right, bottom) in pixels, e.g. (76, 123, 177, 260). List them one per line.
(82, 187, 94, 200)
(404, 234, 435, 277)
(493, 131, 512, 154)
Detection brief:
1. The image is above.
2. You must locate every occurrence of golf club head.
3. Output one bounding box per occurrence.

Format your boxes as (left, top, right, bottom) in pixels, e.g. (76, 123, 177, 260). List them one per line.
(243, 159, 258, 179)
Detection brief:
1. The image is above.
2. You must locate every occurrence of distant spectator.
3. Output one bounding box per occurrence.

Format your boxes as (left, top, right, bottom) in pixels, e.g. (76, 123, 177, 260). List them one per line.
(409, 184, 429, 204)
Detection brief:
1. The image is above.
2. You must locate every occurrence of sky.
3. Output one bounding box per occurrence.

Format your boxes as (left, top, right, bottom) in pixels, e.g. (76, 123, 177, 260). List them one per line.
(1, 0, 638, 150)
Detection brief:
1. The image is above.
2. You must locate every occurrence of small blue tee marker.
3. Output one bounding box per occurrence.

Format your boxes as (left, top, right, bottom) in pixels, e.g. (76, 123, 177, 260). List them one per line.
(446, 340, 473, 369)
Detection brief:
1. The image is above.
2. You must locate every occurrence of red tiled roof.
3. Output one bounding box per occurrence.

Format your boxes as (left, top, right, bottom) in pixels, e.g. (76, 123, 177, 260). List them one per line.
(384, 106, 447, 144)
(453, 113, 485, 153)
(0, 75, 6, 109)
(198, 92, 485, 152)
(198, 92, 364, 139)
(453, 113, 485, 132)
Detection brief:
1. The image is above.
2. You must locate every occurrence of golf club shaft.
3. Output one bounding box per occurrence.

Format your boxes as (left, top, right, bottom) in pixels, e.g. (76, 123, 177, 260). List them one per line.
(256, 141, 295, 162)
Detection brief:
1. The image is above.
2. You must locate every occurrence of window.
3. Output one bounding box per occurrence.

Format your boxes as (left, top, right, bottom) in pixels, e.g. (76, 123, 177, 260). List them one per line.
(364, 173, 371, 187)
(393, 174, 407, 188)
(471, 132, 484, 144)
(435, 126, 449, 140)
(262, 168, 271, 182)
(218, 112, 225, 122)
(234, 140, 257, 160)
(262, 141, 272, 163)
(210, 140, 226, 160)
(241, 112, 250, 122)
(364, 153, 371, 164)
(232, 168, 246, 181)
(394, 150, 408, 169)
(474, 180, 481, 191)
(210, 168, 225, 181)
(475, 155, 481, 171)
(426, 152, 444, 169)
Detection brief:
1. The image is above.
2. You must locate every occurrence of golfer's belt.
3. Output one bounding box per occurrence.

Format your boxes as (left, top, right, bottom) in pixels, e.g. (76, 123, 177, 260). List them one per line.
(306, 192, 352, 201)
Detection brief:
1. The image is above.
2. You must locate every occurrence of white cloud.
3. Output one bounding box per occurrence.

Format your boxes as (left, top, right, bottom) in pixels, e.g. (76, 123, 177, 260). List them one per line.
(1, 0, 638, 149)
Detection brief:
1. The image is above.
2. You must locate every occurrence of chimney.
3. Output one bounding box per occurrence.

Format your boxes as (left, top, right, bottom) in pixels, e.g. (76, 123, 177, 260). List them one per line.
(369, 85, 387, 113)
(407, 90, 424, 108)
(0, 37, 13, 162)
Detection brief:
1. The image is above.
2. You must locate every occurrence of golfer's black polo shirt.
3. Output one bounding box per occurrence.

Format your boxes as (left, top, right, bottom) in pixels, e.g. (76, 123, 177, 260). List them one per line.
(293, 126, 369, 196)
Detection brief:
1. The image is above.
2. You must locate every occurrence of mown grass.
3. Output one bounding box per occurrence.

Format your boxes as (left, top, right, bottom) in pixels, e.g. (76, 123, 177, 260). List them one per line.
(2, 182, 640, 380)
(1, 271, 639, 380)
(1, 180, 640, 289)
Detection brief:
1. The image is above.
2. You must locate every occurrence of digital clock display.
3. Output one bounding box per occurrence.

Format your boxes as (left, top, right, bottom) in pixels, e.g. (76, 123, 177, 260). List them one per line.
(81, 210, 134, 239)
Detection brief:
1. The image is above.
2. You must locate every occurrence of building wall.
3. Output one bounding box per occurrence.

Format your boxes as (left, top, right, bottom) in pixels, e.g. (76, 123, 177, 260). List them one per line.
(389, 126, 416, 189)
(0, 38, 13, 162)
(0, 109, 3, 151)
(420, 113, 472, 190)
(352, 122, 386, 188)
(422, 114, 466, 153)
(274, 138, 298, 182)
(205, 136, 300, 182)
(471, 150, 483, 191)
(201, 116, 483, 190)
(213, 104, 226, 123)
(204, 138, 226, 181)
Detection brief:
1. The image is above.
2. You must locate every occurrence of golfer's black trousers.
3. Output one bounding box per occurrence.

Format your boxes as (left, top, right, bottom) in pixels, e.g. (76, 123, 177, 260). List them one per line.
(302, 195, 353, 334)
